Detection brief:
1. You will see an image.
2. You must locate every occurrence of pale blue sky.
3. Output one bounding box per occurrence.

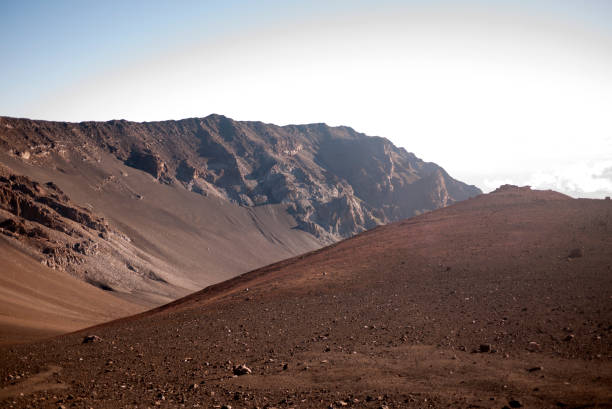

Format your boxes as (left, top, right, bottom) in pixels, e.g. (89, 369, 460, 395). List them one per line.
(1, 1, 611, 197)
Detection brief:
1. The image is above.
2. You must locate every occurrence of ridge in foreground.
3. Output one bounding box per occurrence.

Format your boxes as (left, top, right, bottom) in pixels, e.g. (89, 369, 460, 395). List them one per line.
(1, 186, 610, 408)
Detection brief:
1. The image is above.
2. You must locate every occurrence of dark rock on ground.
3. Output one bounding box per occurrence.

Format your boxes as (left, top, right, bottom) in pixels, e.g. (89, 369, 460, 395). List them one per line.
(82, 335, 102, 344)
(232, 364, 251, 376)
(568, 248, 583, 259)
(508, 399, 523, 408)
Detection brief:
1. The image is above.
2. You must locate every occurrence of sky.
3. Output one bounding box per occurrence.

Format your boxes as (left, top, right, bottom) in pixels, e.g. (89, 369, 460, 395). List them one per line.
(1, 0, 611, 198)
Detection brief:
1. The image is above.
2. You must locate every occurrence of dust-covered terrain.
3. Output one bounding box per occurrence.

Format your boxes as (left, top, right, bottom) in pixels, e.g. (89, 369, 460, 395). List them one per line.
(1, 186, 610, 408)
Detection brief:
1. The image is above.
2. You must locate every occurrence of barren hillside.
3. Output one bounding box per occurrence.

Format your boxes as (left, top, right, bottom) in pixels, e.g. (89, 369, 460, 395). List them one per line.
(1, 186, 610, 408)
(0, 115, 479, 335)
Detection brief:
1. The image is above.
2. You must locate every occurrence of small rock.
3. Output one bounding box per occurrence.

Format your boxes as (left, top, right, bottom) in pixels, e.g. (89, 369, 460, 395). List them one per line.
(232, 364, 251, 376)
(509, 399, 523, 408)
(528, 366, 543, 372)
(564, 334, 575, 342)
(221, 405, 232, 409)
(568, 248, 583, 259)
(82, 335, 102, 344)
(336, 400, 348, 407)
(479, 344, 491, 353)
(527, 341, 541, 352)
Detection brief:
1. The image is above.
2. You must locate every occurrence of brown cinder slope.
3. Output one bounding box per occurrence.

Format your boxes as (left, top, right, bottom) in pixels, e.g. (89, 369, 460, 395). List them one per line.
(0, 114, 479, 337)
(1, 185, 610, 408)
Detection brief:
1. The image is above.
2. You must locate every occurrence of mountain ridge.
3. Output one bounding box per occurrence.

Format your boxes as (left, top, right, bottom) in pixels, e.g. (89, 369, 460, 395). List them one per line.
(0, 114, 481, 242)
(0, 113, 480, 337)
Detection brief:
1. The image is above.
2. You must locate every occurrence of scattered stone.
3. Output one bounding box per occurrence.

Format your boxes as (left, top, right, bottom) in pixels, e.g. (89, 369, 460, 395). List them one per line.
(509, 399, 523, 408)
(568, 248, 583, 259)
(232, 364, 251, 376)
(528, 366, 543, 372)
(479, 344, 491, 353)
(527, 341, 541, 352)
(82, 335, 102, 344)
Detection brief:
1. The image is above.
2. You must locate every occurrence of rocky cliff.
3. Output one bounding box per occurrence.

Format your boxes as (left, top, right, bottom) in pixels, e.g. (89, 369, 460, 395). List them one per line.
(0, 114, 480, 242)
(0, 164, 185, 301)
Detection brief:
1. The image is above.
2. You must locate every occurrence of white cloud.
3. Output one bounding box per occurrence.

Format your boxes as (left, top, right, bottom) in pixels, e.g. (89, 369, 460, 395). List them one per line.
(480, 160, 612, 198)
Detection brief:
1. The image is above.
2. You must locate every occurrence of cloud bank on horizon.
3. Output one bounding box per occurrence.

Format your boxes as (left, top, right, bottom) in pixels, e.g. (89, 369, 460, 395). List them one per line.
(1, 0, 611, 198)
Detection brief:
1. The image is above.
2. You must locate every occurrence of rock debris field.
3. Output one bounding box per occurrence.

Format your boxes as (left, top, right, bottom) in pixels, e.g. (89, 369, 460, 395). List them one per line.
(1, 186, 611, 408)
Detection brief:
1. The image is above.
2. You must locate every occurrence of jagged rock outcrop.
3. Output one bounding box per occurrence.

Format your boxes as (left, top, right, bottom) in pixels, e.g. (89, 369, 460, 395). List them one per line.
(0, 164, 186, 300)
(0, 166, 108, 268)
(0, 114, 481, 241)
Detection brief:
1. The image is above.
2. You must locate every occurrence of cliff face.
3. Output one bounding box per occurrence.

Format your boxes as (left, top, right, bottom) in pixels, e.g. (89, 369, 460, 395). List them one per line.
(0, 164, 180, 299)
(0, 114, 481, 242)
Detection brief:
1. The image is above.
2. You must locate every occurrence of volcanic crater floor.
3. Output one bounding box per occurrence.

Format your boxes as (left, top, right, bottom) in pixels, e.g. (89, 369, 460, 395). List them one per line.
(1, 188, 611, 408)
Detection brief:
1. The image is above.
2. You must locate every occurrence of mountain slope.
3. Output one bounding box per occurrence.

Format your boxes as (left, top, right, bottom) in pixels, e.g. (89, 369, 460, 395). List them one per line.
(0, 114, 480, 241)
(1, 186, 610, 408)
(0, 242, 142, 345)
(0, 114, 480, 339)
(0, 158, 321, 308)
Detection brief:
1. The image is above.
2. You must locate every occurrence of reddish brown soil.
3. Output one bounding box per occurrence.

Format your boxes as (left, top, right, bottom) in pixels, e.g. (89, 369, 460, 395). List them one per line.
(1, 187, 611, 408)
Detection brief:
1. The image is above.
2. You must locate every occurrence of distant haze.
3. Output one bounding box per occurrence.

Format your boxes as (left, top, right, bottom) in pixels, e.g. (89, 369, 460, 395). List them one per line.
(2, 0, 611, 198)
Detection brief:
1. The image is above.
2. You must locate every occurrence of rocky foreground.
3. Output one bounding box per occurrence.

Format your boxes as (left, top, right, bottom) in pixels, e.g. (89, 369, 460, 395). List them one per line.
(1, 186, 610, 408)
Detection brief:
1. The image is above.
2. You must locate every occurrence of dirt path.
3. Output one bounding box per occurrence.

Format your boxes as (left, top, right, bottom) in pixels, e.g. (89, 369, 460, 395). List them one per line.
(0, 365, 67, 400)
